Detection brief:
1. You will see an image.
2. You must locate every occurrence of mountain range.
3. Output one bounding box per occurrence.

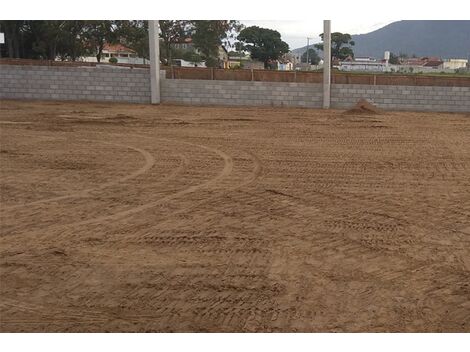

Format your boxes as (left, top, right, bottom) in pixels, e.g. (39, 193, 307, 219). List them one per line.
(292, 20, 470, 60)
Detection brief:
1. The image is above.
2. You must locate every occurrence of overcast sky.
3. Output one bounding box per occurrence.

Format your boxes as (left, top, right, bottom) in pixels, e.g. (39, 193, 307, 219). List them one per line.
(241, 20, 396, 50)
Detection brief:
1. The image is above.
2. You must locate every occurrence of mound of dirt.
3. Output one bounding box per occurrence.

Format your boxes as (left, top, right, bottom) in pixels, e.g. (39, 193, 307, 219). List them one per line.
(344, 99, 382, 115)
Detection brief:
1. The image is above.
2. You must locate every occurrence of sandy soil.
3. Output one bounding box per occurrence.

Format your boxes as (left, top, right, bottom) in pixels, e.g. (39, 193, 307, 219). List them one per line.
(1, 100, 469, 332)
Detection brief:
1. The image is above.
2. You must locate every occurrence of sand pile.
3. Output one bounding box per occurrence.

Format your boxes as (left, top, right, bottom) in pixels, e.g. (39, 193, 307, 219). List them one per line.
(344, 99, 382, 115)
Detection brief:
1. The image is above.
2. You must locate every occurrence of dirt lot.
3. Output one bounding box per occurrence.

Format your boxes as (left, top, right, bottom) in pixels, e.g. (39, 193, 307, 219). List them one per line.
(1, 100, 469, 332)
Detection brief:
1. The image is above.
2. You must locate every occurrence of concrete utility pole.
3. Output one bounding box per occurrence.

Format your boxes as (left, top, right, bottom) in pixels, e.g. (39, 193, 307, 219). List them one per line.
(306, 37, 313, 70)
(323, 20, 331, 109)
(306, 37, 310, 68)
(149, 20, 161, 104)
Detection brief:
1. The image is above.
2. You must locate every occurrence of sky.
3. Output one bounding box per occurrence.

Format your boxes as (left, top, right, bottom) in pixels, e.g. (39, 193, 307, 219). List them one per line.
(240, 20, 396, 50)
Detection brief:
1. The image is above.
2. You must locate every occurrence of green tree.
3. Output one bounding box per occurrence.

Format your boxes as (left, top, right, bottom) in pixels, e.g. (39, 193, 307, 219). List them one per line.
(117, 20, 149, 62)
(301, 48, 320, 65)
(28, 21, 70, 60)
(182, 50, 203, 65)
(83, 21, 119, 63)
(388, 52, 400, 65)
(158, 20, 189, 65)
(0, 21, 26, 58)
(315, 32, 355, 61)
(237, 26, 289, 69)
(191, 20, 241, 67)
(56, 21, 89, 61)
(0, 20, 89, 60)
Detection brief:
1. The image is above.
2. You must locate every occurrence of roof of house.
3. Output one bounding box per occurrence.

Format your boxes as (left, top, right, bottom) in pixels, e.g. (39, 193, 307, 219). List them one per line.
(423, 60, 444, 67)
(402, 56, 443, 66)
(103, 43, 135, 53)
(175, 38, 193, 44)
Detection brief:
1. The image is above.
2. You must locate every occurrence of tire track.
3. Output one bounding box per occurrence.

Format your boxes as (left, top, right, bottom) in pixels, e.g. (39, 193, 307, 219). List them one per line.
(2, 140, 156, 211)
(58, 138, 234, 228)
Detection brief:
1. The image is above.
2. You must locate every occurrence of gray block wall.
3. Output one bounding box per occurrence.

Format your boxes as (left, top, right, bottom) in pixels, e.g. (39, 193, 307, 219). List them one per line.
(331, 84, 470, 113)
(161, 79, 323, 108)
(0, 65, 150, 103)
(1, 64, 469, 112)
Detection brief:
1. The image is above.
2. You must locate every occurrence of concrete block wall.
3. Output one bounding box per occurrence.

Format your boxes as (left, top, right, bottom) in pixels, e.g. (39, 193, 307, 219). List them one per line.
(0, 65, 150, 103)
(1, 64, 469, 112)
(331, 84, 470, 112)
(161, 79, 323, 108)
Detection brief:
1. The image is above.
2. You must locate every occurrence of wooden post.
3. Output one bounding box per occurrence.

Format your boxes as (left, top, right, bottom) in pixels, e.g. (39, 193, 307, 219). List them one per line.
(251, 69, 254, 81)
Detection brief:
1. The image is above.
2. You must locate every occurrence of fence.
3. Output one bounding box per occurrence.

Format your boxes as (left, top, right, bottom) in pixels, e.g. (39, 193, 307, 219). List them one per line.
(162, 66, 470, 87)
(2, 59, 470, 87)
(0, 58, 149, 69)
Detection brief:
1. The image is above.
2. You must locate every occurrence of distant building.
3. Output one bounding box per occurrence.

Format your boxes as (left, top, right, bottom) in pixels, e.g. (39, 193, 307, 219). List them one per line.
(173, 38, 229, 68)
(442, 58, 468, 70)
(227, 53, 264, 69)
(339, 56, 391, 72)
(340, 60, 390, 72)
(240, 60, 265, 70)
(81, 43, 148, 64)
(171, 59, 206, 68)
(393, 56, 444, 72)
(218, 46, 229, 69)
(277, 61, 294, 71)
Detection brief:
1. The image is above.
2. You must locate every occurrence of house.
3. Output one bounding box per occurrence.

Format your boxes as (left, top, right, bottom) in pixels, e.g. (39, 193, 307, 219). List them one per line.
(396, 56, 445, 73)
(173, 38, 229, 68)
(173, 37, 193, 51)
(218, 46, 229, 69)
(442, 59, 468, 70)
(227, 52, 264, 69)
(339, 55, 392, 72)
(81, 43, 148, 64)
(339, 60, 390, 72)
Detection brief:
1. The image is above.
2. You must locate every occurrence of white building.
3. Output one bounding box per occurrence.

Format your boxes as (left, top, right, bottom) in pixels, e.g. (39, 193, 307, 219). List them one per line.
(339, 60, 391, 72)
(81, 43, 148, 64)
(171, 59, 206, 68)
(442, 59, 468, 70)
(278, 62, 294, 71)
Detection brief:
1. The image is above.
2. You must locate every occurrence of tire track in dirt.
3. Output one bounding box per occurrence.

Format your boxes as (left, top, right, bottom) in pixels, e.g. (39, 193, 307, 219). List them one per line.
(2, 140, 156, 211)
(1, 146, 262, 329)
(59, 138, 234, 228)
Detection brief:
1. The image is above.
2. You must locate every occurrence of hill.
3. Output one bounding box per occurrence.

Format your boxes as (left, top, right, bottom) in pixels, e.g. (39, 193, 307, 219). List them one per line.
(292, 20, 470, 60)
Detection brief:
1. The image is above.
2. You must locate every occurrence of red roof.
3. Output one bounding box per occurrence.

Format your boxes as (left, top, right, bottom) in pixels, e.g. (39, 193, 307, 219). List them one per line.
(175, 38, 193, 44)
(103, 43, 135, 53)
(423, 60, 443, 67)
(402, 56, 443, 67)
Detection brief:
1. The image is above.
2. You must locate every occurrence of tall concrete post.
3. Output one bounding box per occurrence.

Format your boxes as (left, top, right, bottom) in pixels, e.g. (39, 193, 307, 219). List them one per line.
(323, 20, 331, 109)
(149, 20, 160, 104)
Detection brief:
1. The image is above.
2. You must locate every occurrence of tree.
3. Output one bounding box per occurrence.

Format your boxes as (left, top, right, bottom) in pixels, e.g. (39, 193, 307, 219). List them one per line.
(56, 21, 88, 61)
(158, 20, 189, 65)
(117, 20, 149, 62)
(301, 48, 320, 65)
(0, 20, 88, 60)
(82, 21, 119, 63)
(315, 32, 355, 61)
(0, 21, 26, 58)
(237, 26, 289, 69)
(191, 20, 241, 67)
(182, 50, 203, 65)
(28, 21, 71, 60)
(388, 52, 400, 65)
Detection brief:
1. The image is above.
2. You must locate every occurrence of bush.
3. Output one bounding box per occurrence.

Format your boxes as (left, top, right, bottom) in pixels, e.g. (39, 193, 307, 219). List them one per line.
(109, 57, 118, 64)
(204, 57, 218, 68)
